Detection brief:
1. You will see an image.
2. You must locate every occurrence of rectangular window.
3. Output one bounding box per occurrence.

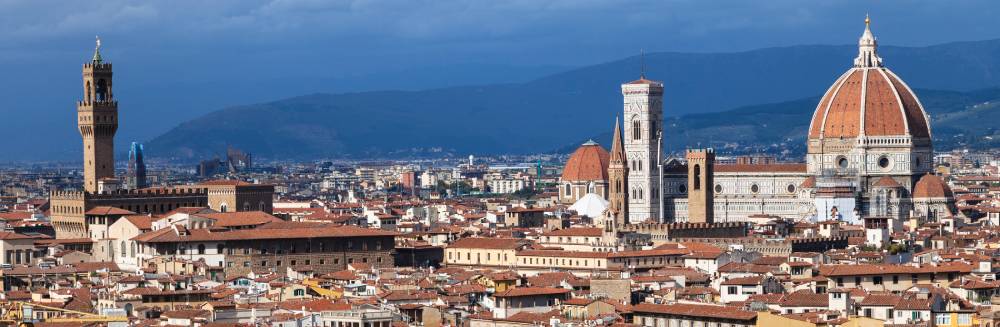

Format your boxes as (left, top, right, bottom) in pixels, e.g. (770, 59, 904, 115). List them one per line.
(892, 275, 899, 284)
(873, 276, 883, 285)
(727, 286, 737, 294)
(935, 313, 951, 325)
(958, 313, 971, 325)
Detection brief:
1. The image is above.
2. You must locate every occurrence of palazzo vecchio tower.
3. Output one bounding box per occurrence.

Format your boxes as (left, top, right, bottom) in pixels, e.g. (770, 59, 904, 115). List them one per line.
(77, 37, 118, 193)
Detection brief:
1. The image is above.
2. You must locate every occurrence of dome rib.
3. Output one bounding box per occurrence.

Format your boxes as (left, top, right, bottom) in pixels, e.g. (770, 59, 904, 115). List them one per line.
(876, 68, 911, 137)
(822, 70, 864, 138)
(884, 69, 931, 139)
(864, 69, 907, 136)
(809, 70, 854, 138)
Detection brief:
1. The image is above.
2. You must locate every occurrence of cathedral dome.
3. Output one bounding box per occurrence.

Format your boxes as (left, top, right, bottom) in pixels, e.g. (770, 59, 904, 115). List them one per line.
(561, 140, 610, 182)
(807, 18, 930, 140)
(913, 173, 953, 199)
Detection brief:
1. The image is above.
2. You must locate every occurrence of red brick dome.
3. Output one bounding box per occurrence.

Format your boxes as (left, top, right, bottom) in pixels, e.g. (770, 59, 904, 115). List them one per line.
(561, 140, 610, 182)
(912, 173, 952, 199)
(808, 19, 931, 140)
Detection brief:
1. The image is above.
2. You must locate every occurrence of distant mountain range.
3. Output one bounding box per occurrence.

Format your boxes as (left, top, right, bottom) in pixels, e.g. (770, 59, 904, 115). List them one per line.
(148, 39, 1000, 160)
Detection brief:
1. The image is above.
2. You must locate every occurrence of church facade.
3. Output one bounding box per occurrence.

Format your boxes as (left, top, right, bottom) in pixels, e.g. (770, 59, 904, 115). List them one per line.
(606, 18, 956, 225)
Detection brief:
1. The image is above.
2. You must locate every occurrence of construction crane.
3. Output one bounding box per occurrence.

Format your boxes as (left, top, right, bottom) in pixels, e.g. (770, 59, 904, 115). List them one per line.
(0, 301, 128, 327)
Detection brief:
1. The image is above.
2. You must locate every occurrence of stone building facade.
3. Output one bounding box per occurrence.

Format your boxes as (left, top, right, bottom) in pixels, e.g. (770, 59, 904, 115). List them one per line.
(50, 188, 208, 239)
(133, 224, 397, 278)
(203, 180, 275, 213)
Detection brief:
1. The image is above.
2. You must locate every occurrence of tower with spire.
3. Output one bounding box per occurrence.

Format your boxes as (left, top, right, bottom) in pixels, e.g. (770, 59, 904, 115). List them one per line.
(78, 37, 119, 193)
(606, 117, 629, 226)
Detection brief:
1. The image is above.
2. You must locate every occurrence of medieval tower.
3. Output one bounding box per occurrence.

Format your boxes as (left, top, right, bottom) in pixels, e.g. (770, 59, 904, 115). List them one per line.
(686, 149, 715, 223)
(78, 38, 118, 193)
(622, 76, 663, 223)
(606, 117, 629, 227)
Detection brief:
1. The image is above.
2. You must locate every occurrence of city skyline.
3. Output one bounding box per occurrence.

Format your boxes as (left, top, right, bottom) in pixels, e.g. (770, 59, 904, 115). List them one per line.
(2, 3, 1000, 326)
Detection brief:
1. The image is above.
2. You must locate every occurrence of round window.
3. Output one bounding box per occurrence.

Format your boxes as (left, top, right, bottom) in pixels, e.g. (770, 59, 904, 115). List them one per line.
(714, 184, 723, 194)
(837, 156, 849, 169)
(878, 156, 891, 169)
(787, 184, 796, 193)
(678, 184, 687, 193)
(750, 184, 759, 194)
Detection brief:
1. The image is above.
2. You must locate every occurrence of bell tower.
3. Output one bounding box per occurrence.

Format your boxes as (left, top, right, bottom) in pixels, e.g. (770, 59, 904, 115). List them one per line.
(686, 148, 714, 223)
(78, 37, 118, 193)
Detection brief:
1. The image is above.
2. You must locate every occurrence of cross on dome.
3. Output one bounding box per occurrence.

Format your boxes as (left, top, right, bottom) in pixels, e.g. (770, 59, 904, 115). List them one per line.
(854, 14, 882, 68)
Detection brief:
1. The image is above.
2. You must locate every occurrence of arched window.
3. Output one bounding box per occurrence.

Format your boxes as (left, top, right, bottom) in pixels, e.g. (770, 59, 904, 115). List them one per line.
(632, 120, 641, 140)
(130, 242, 136, 257)
(197, 244, 206, 255)
(693, 165, 701, 190)
(637, 160, 643, 172)
(121, 241, 127, 256)
(96, 79, 109, 101)
(564, 184, 571, 197)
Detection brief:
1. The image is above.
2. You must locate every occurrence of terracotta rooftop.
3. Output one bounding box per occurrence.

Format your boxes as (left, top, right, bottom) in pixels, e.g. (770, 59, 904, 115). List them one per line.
(84, 206, 136, 216)
(133, 222, 397, 243)
(541, 227, 603, 237)
(632, 303, 756, 321)
(493, 286, 571, 298)
(913, 173, 953, 198)
(448, 237, 527, 250)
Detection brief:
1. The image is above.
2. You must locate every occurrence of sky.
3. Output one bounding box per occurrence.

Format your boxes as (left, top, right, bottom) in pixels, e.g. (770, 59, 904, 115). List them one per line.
(1, 0, 999, 161)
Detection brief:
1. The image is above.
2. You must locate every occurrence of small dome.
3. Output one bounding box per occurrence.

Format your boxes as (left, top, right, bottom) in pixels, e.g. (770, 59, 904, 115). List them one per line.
(561, 141, 610, 182)
(913, 173, 953, 198)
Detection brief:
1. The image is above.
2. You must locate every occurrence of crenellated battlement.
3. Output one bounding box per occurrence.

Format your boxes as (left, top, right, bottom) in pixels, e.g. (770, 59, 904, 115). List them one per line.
(87, 187, 208, 199)
(83, 62, 113, 71)
(51, 187, 208, 200)
(77, 100, 118, 108)
(50, 190, 85, 200)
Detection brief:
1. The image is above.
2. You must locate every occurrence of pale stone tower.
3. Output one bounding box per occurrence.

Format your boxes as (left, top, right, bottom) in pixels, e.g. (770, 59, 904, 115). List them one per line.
(78, 38, 118, 193)
(622, 76, 663, 223)
(686, 149, 714, 223)
(606, 117, 629, 226)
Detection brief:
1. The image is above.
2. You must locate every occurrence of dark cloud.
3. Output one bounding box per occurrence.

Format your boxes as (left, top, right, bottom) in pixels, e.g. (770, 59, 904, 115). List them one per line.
(0, 0, 998, 160)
